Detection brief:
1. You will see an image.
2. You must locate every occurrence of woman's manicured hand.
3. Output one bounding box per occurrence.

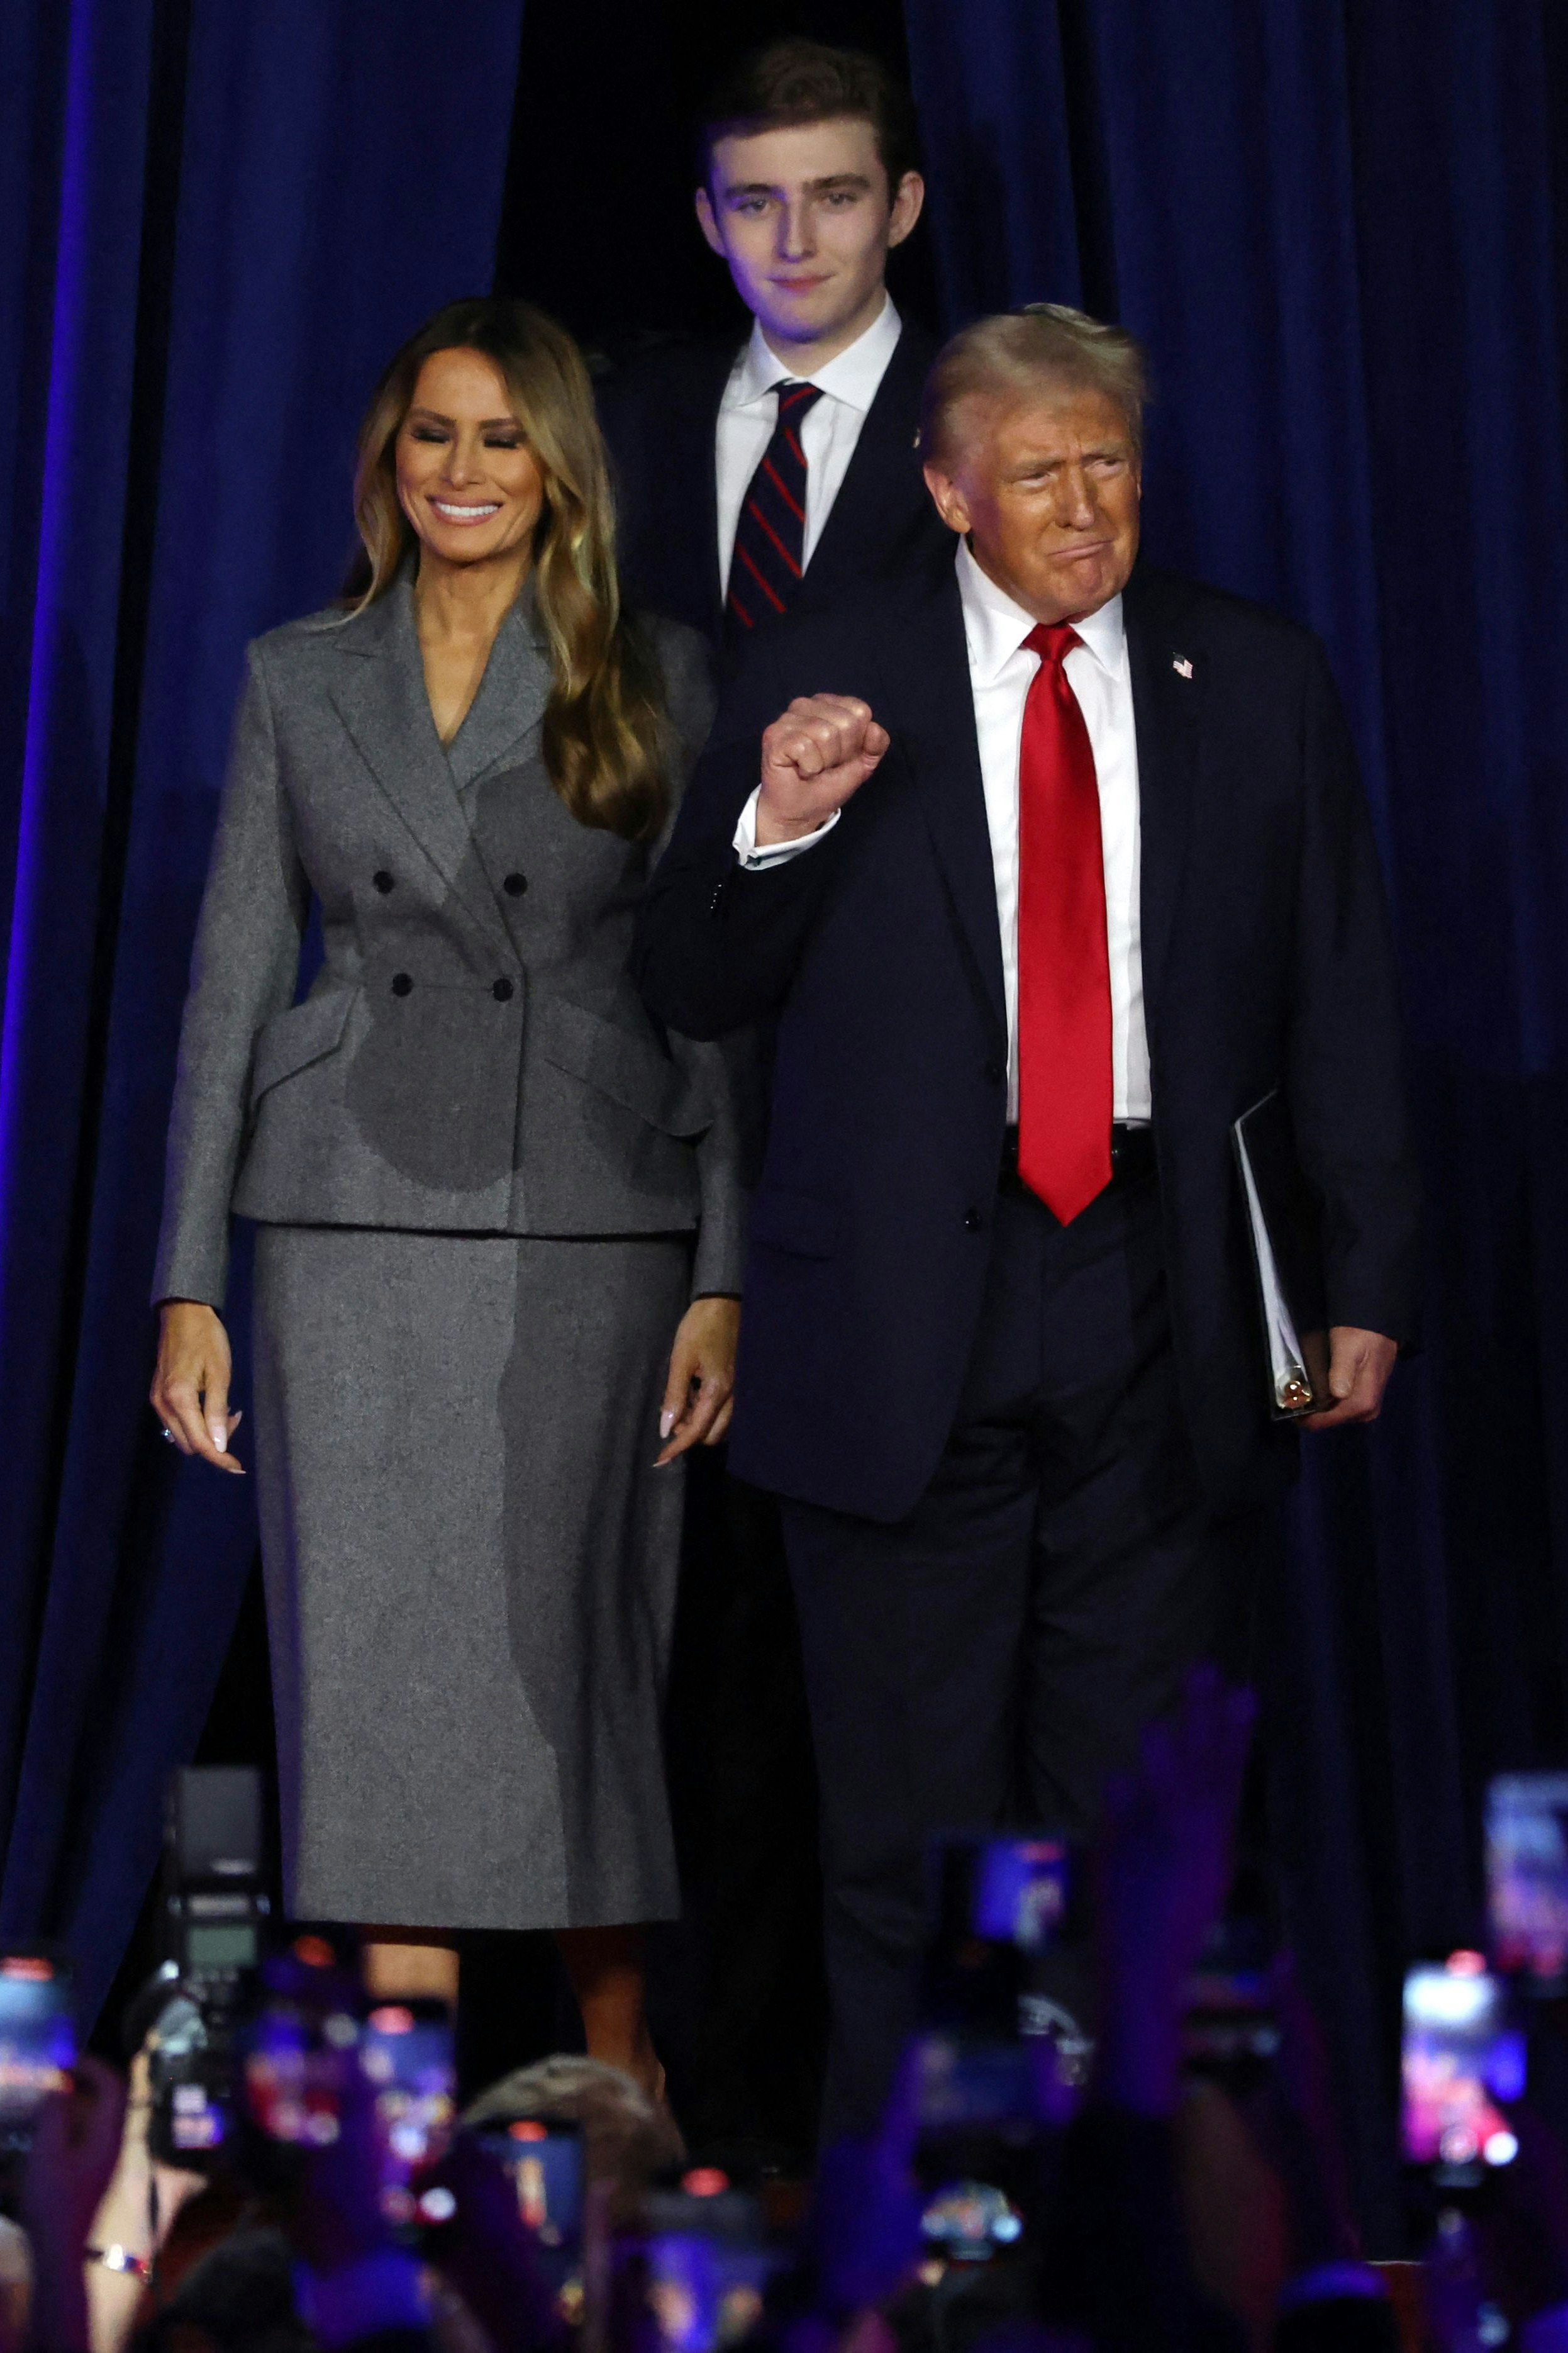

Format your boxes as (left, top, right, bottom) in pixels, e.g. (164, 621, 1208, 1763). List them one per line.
(657, 1295, 740, 1465)
(150, 1300, 245, 1473)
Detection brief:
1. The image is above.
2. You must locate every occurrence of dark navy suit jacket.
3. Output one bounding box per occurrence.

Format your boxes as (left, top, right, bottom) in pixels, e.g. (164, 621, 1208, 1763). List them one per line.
(633, 552, 1421, 1524)
(598, 320, 948, 649)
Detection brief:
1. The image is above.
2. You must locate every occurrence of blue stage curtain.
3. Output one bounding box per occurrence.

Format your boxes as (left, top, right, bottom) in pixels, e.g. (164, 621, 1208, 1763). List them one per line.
(905, 0, 1568, 2245)
(0, 0, 524, 2021)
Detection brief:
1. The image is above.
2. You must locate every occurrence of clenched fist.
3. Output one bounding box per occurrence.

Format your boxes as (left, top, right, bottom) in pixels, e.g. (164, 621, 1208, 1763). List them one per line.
(756, 694, 891, 848)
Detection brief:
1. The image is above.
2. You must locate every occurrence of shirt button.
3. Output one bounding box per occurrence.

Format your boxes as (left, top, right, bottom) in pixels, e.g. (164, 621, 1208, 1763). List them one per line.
(492, 977, 515, 1002)
(391, 973, 413, 997)
(503, 872, 527, 897)
(372, 869, 395, 894)
(964, 1208, 984, 1232)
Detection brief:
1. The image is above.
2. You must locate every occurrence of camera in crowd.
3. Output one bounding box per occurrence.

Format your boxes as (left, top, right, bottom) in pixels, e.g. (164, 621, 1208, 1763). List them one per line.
(128, 1767, 462, 2228)
(135, 1765, 272, 2169)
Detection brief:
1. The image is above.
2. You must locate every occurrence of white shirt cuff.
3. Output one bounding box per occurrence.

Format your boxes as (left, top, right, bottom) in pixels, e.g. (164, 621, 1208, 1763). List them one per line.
(733, 785, 840, 869)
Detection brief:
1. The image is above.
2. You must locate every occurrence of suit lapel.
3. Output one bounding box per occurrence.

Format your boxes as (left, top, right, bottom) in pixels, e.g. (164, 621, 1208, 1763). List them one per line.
(447, 587, 552, 791)
(328, 581, 517, 963)
(883, 564, 1008, 1046)
(1125, 568, 1203, 998)
(805, 325, 933, 599)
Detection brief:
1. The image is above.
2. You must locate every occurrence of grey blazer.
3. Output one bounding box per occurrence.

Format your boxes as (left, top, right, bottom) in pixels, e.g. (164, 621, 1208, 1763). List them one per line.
(153, 577, 745, 1306)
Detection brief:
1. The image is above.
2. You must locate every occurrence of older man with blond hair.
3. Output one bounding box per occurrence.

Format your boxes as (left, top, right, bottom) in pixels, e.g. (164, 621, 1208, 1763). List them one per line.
(636, 305, 1420, 2135)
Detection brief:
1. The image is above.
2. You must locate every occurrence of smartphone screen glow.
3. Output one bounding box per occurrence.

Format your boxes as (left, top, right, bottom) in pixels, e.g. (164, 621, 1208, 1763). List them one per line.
(971, 1839, 1074, 1950)
(361, 2001, 455, 2217)
(1401, 1954, 1523, 2171)
(0, 1957, 74, 2131)
(1487, 1772, 1568, 1989)
(242, 1998, 359, 2146)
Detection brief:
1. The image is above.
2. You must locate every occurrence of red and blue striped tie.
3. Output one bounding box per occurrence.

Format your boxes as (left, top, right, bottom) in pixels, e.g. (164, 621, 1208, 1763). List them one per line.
(726, 380, 825, 638)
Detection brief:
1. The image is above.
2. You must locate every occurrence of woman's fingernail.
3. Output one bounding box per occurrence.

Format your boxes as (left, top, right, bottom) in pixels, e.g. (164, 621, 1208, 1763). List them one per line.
(659, 1411, 676, 1439)
(208, 1421, 228, 1453)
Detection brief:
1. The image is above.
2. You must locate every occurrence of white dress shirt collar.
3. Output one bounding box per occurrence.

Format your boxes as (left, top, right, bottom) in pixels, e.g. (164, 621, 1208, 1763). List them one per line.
(954, 536, 1126, 684)
(730, 295, 902, 413)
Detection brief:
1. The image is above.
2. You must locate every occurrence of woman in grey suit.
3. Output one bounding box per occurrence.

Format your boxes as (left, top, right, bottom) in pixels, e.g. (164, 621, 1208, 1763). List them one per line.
(150, 299, 743, 2093)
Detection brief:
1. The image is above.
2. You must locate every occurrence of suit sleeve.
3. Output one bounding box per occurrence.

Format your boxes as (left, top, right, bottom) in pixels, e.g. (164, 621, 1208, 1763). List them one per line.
(1286, 642, 1422, 1345)
(633, 630, 851, 1040)
(152, 645, 310, 1308)
(649, 618, 750, 1297)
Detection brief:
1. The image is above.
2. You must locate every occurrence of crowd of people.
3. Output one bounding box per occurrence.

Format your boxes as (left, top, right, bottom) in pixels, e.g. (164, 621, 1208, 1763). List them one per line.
(3, 1674, 1568, 2351)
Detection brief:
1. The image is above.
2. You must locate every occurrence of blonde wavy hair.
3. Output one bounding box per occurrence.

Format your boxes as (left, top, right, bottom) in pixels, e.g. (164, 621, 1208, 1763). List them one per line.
(345, 298, 669, 841)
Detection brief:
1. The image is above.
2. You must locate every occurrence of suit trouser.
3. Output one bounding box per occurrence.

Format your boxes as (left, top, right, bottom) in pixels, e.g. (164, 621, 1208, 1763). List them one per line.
(780, 1157, 1279, 2139)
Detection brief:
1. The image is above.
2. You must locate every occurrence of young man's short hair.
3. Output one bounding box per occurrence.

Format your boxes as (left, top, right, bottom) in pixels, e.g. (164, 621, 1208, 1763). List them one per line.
(698, 39, 921, 196)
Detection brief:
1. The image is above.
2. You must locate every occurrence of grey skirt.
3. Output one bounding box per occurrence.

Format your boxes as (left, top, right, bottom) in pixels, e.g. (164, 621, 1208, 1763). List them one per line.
(250, 1224, 690, 1931)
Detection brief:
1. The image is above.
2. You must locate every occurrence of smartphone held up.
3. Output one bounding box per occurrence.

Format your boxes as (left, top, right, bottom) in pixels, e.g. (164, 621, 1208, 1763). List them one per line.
(0, 1953, 75, 2154)
(1487, 1772, 1568, 1998)
(1401, 1952, 1524, 2184)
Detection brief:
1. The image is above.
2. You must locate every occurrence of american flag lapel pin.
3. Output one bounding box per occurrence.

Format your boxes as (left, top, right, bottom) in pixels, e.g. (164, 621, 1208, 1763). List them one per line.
(1172, 654, 1194, 679)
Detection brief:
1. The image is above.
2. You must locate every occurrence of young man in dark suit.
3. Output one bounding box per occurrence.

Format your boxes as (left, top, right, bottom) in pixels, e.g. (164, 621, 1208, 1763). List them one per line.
(604, 41, 948, 2162)
(599, 40, 950, 651)
(636, 305, 1421, 2137)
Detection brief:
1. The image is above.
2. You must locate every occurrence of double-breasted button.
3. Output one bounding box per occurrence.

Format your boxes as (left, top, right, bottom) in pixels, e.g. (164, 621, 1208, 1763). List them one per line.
(372, 869, 396, 894)
(492, 977, 515, 1002)
(503, 872, 527, 897)
(982, 1058, 1004, 1086)
(391, 973, 413, 997)
(963, 1207, 984, 1232)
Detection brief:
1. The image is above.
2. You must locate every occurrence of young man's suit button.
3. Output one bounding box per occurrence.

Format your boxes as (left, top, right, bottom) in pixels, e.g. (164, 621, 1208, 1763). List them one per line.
(503, 873, 528, 897)
(492, 978, 515, 1002)
(372, 870, 396, 893)
(391, 973, 413, 997)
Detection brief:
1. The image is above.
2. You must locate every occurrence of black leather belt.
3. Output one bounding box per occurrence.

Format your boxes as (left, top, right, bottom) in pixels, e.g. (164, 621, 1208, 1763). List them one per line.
(999, 1122, 1156, 1193)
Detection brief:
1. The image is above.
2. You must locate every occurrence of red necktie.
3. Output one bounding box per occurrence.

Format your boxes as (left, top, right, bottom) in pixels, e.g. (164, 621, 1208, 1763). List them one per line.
(1016, 623, 1113, 1222)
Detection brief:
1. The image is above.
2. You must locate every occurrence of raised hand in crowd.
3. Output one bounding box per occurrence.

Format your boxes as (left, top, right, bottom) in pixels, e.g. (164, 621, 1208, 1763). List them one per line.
(1415, 2099, 1568, 2349)
(82, 2042, 207, 2353)
(22, 2055, 127, 2353)
(804, 2044, 925, 2329)
(1043, 1671, 1257, 2353)
(1094, 1665, 1257, 2121)
(1176, 1953, 1391, 2353)
(413, 2131, 564, 2353)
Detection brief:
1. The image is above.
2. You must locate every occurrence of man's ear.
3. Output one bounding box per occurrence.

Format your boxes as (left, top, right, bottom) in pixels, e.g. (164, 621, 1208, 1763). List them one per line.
(887, 171, 925, 250)
(922, 460, 969, 536)
(694, 185, 726, 257)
